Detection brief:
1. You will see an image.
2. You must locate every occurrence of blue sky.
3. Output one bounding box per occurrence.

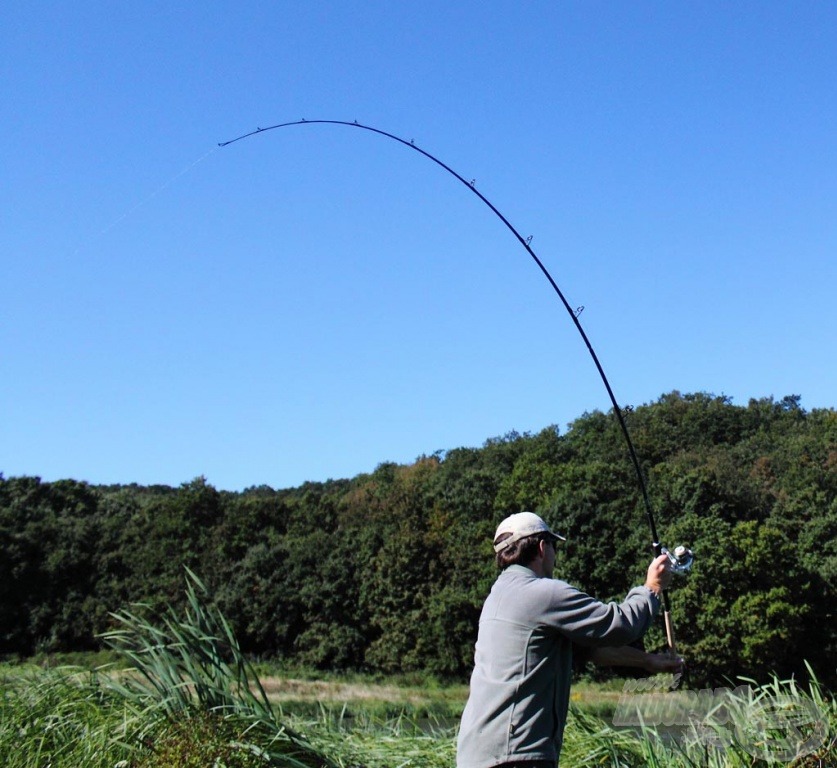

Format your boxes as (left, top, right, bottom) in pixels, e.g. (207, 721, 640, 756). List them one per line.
(2, 2, 835, 491)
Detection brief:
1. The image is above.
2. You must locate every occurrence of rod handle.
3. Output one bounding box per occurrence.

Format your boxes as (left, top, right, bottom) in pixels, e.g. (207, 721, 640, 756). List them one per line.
(664, 610, 677, 655)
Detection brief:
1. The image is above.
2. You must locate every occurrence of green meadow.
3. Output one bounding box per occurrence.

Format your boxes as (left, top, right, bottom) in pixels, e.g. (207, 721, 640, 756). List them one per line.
(2, 574, 833, 767)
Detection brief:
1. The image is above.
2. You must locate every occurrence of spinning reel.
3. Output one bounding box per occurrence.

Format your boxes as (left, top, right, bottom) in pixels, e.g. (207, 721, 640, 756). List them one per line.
(659, 545, 694, 575)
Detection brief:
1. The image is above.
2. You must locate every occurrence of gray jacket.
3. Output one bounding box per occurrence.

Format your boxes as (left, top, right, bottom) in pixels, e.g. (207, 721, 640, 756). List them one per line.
(456, 565, 660, 768)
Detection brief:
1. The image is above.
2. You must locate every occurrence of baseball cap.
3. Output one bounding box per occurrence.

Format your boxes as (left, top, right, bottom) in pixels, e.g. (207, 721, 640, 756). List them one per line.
(493, 511, 566, 552)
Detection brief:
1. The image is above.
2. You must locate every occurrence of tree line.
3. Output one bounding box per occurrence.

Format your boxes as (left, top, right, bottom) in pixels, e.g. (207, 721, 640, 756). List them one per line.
(1, 391, 834, 688)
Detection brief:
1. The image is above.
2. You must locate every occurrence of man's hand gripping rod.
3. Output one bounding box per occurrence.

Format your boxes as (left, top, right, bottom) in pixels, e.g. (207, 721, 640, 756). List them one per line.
(654, 544, 694, 654)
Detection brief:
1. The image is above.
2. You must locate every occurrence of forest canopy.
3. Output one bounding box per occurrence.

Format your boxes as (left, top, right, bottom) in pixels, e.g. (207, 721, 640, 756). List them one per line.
(1, 391, 834, 688)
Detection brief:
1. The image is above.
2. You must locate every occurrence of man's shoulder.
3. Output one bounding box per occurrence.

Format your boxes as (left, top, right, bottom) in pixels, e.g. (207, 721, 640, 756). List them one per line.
(496, 567, 579, 599)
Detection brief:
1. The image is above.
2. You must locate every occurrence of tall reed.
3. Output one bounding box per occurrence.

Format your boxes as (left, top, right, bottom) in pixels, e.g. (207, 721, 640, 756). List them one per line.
(98, 567, 337, 767)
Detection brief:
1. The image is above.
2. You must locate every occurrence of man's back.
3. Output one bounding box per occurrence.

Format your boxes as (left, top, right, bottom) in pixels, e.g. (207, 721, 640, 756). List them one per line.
(457, 564, 658, 768)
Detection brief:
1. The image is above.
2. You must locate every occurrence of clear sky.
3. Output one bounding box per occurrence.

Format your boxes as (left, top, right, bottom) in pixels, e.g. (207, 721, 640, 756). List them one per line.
(2, 2, 835, 491)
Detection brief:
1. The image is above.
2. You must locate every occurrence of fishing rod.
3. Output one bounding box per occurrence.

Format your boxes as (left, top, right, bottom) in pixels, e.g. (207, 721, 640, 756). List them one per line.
(219, 119, 693, 653)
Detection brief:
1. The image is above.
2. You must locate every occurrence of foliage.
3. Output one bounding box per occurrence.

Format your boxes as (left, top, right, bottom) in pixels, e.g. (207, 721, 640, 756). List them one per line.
(1, 391, 835, 687)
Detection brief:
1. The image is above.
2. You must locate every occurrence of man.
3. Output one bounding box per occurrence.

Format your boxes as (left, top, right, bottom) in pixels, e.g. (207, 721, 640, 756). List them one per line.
(456, 511, 682, 768)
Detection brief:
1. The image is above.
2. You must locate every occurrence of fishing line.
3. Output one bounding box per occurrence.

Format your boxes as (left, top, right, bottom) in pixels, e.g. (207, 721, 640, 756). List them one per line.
(219, 119, 689, 652)
(72, 146, 218, 256)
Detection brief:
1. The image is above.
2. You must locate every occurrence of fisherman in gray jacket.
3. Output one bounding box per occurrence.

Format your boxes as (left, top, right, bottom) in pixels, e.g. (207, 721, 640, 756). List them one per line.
(456, 512, 682, 768)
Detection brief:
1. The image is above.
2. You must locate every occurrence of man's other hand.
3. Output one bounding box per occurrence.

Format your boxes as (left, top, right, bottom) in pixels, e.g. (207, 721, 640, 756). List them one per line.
(644, 652, 685, 675)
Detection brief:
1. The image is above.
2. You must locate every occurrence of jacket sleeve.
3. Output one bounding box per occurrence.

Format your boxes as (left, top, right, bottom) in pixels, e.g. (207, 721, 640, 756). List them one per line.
(540, 581, 660, 648)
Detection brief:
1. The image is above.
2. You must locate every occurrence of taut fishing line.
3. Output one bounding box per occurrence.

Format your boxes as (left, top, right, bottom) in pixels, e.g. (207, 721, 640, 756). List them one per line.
(219, 119, 692, 653)
(72, 146, 218, 256)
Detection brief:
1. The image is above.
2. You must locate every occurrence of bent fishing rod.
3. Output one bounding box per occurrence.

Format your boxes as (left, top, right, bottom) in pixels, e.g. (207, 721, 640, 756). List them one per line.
(219, 119, 693, 653)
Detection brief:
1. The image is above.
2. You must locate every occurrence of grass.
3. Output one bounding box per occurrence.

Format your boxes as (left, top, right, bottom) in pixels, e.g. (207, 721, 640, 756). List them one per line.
(277, 668, 837, 768)
(259, 675, 467, 722)
(0, 665, 136, 768)
(2, 574, 834, 767)
(4, 667, 834, 768)
(561, 664, 837, 767)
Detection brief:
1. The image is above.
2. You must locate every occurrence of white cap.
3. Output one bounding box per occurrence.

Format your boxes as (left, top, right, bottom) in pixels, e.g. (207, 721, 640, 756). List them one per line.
(493, 511, 566, 553)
